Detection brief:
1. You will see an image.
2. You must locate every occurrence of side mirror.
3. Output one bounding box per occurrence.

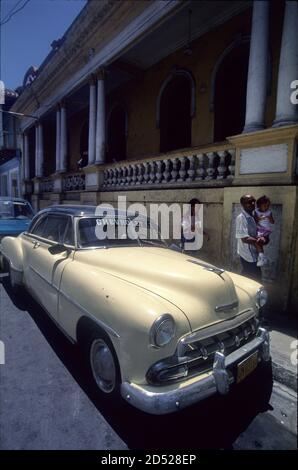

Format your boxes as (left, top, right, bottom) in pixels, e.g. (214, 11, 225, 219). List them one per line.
(48, 244, 70, 255)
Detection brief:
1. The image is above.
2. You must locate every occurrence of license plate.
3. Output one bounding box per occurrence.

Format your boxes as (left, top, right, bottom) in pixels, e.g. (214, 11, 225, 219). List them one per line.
(237, 351, 258, 383)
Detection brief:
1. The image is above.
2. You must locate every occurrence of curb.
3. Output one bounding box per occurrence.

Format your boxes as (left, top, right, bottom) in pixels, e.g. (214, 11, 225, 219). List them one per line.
(272, 360, 297, 392)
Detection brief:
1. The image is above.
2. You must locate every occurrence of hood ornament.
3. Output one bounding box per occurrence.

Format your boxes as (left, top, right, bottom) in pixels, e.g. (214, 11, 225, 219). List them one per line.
(187, 259, 225, 279)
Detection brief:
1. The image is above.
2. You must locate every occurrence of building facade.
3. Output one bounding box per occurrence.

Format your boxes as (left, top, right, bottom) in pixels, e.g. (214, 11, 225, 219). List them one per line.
(0, 88, 21, 197)
(10, 0, 298, 314)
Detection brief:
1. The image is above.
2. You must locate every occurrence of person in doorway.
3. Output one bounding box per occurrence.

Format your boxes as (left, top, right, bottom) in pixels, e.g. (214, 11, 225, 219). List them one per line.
(181, 198, 210, 252)
(77, 150, 88, 170)
(235, 194, 265, 282)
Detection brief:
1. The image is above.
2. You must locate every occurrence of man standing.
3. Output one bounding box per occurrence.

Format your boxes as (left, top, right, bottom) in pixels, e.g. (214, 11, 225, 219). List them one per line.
(235, 195, 265, 281)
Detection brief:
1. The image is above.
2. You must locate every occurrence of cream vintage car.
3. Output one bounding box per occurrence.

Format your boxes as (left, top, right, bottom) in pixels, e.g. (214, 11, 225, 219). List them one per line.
(0, 205, 270, 414)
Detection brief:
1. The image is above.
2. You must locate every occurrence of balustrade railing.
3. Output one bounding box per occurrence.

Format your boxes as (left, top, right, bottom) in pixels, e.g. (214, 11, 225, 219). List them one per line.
(102, 147, 235, 189)
(62, 173, 85, 191)
(39, 146, 235, 194)
(40, 178, 54, 192)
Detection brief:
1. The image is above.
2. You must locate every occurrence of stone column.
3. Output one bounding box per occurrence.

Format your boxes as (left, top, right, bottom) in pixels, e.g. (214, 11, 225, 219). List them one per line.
(95, 69, 106, 164)
(60, 101, 67, 172)
(243, 0, 269, 133)
(37, 123, 44, 178)
(88, 75, 97, 165)
(55, 105, 61, 173)
(273, 1, 298, 127)
(0, 105, 4, 148)
(35, 124, 39, 178)
(23, 132, 30, 180)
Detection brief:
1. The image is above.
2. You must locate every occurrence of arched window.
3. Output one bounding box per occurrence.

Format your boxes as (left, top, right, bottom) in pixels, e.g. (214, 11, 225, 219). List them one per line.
(158, 70, 195, 153)
(212, 40, 250, 142)
(107, 104, 127, 163)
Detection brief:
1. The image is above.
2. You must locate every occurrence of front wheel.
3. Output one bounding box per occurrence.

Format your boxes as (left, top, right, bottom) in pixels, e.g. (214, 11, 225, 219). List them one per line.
(90, 338, 119, 393)
(86, 329, 121, 398)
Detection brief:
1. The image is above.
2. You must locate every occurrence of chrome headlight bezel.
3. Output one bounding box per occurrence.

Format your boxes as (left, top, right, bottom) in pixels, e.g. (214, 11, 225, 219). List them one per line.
(150, 314, 176, 348)
(256, 287, 268, 308)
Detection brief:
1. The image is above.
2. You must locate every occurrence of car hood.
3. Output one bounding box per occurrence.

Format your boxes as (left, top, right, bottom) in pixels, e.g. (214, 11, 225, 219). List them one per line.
(75, 247, 255, 331)
(0, 218, 31, 236)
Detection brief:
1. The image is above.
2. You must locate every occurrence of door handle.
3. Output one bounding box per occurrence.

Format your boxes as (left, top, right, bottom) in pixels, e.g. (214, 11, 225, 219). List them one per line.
(33, 241, 40, 249)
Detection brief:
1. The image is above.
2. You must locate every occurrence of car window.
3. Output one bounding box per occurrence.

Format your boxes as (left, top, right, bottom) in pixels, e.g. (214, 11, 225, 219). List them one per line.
(63, 218, 74, 246)
(30, 215, 48, 237)
(42, 215, 69, 243)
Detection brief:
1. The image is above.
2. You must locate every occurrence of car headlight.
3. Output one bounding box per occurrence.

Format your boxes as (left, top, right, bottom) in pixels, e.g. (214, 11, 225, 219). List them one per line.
(256, 287, 268, 308)
(150, 314, 176, 348)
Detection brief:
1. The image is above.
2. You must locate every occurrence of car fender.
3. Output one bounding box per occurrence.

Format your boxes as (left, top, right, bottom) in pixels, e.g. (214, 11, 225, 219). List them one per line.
(58, 261, 190, 384)
(1, 235, 24, 273)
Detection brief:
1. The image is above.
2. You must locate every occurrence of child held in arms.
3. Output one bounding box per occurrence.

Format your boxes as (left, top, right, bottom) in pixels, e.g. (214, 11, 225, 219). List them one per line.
(254, 195, 275, 267)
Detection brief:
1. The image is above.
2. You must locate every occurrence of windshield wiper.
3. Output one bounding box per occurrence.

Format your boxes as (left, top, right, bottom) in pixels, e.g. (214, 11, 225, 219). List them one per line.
(138, 239, 166, 248)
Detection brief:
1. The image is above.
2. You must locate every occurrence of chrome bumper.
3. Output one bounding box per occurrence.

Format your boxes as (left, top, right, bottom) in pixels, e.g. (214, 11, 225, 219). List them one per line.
(121, 328, 270, 415)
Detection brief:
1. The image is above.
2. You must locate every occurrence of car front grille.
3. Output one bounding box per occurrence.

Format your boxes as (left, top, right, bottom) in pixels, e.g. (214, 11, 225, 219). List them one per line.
(146, 316, 259, 385)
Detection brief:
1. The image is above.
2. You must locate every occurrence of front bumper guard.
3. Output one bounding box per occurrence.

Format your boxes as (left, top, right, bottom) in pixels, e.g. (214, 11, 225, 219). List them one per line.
(121, 327, 270, 415)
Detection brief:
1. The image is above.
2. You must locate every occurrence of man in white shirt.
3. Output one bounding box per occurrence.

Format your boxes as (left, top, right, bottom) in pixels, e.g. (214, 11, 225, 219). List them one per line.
(235, 195, 265, 281)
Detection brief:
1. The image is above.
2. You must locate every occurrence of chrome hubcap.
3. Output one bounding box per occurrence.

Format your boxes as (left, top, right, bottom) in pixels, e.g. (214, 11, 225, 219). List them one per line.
(90, 339, 116, 393)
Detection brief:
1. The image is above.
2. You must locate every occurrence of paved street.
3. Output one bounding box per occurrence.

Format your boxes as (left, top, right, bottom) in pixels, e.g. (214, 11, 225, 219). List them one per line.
(0, 273, 296, 450)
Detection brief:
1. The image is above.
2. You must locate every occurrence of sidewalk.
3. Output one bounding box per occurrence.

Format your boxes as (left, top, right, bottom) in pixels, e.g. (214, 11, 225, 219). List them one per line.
(261, 313, 297, 392)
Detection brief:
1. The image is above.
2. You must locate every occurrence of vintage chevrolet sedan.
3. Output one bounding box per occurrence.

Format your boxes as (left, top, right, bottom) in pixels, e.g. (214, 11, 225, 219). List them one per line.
(0, 205, 270, 414)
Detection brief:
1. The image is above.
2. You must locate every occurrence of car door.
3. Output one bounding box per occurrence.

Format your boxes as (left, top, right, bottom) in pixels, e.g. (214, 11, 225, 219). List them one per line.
(22, 213, 74, 320)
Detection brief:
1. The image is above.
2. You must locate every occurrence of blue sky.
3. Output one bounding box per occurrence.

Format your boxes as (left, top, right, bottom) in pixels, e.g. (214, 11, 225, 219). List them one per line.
(0, 0, 87, 90)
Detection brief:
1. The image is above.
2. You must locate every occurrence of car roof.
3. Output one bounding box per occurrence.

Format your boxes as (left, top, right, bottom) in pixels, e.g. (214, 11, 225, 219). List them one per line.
(0, 197, 31, 203)
(37, 205, 129, 217)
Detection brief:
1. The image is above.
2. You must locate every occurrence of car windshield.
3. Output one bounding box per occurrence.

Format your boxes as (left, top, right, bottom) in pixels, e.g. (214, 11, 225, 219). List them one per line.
(77, 216, 168, 249)
(0, 201, 34, 220)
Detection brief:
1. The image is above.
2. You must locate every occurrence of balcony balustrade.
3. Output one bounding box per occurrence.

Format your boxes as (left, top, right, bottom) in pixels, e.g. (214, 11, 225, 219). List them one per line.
(102, 146, 236, 190)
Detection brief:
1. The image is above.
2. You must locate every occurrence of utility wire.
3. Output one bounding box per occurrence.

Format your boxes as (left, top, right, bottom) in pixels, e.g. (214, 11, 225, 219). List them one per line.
(0, 0, 30, 26)
(0, 0, 2, 79)
(1, 0, 24, 24)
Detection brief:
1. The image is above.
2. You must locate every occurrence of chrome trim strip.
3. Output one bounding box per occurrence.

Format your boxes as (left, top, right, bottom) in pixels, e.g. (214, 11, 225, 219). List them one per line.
(23, 231, 75, 250)
(187, 259, 225, 277)
(121, 328, 270, 415)
(215, 300, 239, 312)
(177, 310, 255, 357)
